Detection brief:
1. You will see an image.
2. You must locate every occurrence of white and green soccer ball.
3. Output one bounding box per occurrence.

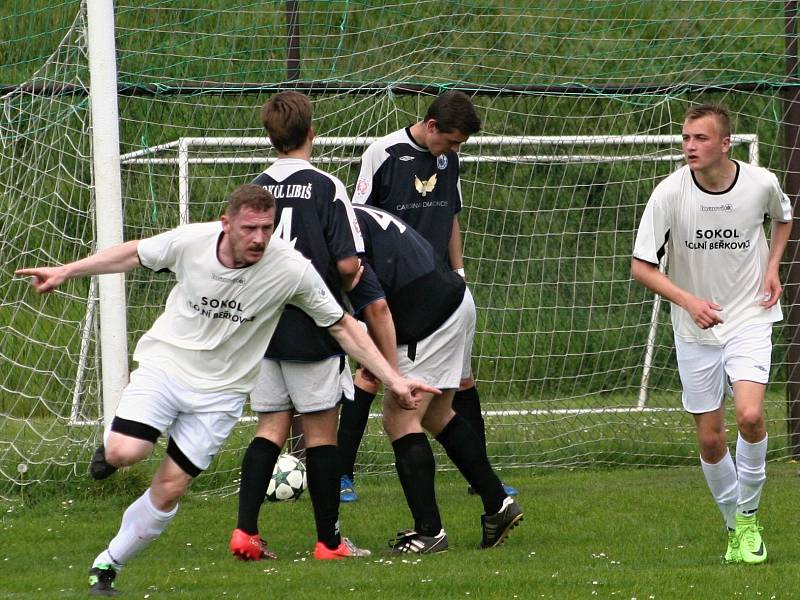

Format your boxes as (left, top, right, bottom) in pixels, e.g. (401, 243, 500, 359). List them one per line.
(266, 453, 307, 502)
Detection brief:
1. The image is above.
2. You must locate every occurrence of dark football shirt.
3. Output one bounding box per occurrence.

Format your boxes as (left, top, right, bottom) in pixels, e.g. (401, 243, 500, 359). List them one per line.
(348, 205, 466, 344)
(351, 127, 462, 265)
(252, 158, 363, 361)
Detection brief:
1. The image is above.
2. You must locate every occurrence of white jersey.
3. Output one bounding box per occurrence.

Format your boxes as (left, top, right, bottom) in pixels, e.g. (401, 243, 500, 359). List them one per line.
(134, 222, 344, 393)
(633, 161, 792, 345)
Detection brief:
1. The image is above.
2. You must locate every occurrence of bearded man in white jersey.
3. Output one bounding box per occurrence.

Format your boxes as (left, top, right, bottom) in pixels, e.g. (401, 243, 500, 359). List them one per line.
(15, 184, 438, 597)
(632, 104, 792, 565)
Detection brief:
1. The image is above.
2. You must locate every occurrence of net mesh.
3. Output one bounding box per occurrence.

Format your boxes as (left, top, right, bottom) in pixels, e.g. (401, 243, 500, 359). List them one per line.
(1, 0, 796, 499)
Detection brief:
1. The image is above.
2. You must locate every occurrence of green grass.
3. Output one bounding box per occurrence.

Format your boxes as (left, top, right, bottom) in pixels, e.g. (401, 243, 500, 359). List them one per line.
(2, 465, 799, 598)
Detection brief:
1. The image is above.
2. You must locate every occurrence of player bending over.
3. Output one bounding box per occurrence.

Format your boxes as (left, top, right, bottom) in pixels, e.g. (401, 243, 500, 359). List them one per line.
(632, 104, 792, 565)
(15, 184, 438, 596)
(347, 204, 523, 553)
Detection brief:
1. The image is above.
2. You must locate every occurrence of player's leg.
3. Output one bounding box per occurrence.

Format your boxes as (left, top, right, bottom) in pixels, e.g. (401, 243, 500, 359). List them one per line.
(731, 380, 768, 564)
(284, 357, 370, 559)
(425, 393, 522, 549)
(453, 288, 517, 496)
(92, 378, 242, 594)
(677, 335, 738, 563)
(383, 390, 448, 553)
(90, 456, 190, 596)
(337, 367, 380, 502)
(725, 323, 772, 564)
(231, 358, 291, 561)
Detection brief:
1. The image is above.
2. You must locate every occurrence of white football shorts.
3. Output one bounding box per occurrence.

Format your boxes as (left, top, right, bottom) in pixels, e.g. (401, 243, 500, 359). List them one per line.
(674, 322, 773, 414)
(397, 287, 476, 389)
(250, 355, 353, 414)
(115, 363, 245, 470)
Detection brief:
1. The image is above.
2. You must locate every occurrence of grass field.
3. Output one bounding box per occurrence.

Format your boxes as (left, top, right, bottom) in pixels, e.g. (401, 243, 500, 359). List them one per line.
(2, 465, 799, 599)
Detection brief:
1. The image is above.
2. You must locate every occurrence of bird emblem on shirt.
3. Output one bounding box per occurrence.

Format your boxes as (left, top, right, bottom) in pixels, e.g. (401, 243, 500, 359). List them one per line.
(414, 173, 437, 197)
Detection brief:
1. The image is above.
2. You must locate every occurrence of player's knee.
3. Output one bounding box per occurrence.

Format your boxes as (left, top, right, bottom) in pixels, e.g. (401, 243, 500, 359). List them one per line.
(697, 433, 726, 462)
(103, 443, 142, 468)
(421, 408, 455, 437)
(736, 409, 765, 438)
(151, 476, 190, 508)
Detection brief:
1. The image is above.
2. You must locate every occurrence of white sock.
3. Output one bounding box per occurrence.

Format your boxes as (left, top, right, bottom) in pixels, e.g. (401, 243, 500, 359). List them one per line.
(736, 432, 767, 514)
(700, 450, 738, 530)
(96, 488, 178, 567)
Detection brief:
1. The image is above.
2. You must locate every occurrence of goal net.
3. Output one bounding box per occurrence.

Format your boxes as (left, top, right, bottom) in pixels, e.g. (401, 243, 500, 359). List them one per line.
(1, 1, 796, 499)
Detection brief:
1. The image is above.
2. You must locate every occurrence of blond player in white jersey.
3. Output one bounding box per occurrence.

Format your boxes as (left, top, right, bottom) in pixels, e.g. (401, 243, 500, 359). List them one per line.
(632, 104, 792, 565)
(15, 184, 438, 597)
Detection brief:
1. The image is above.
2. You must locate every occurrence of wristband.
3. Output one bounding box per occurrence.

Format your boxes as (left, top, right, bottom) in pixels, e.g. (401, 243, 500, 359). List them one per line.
(455, 267, 465, 278)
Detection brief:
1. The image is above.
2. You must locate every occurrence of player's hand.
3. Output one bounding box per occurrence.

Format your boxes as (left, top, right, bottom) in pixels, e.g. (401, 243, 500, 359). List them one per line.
(684, 295, 723, 329)
(389, 378, 441, 411)
(15, 266, 68, 294)
(345, 259, 364, 292)
(760, 272, 782, 309)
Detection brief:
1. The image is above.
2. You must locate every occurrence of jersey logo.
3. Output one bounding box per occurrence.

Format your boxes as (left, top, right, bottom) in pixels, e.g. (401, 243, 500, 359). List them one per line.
(414, 174, 437, 197)
(699, 203, 734, 212)
(356, 177, 369, 195)
(437, 155, 448, 170)
(399, 155, 415, 161)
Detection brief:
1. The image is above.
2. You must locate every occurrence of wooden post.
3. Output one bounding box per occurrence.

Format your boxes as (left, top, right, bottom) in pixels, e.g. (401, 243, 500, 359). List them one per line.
(286, 1, 300, 81)
(783, 1, 800, 458)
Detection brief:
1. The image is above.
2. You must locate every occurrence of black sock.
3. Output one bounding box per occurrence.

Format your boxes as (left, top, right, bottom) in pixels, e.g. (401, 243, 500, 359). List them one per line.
(392, 432, 442, 536)
(337, 385, 376, 479)
(306, 444, 341, 549)
(436, 414, 505, 515)
(452, 386, 486, 447)
(236, 436, 281, 534)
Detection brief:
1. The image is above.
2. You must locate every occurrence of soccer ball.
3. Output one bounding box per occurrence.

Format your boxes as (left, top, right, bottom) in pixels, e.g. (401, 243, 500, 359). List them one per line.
(265, 453, 307, 502)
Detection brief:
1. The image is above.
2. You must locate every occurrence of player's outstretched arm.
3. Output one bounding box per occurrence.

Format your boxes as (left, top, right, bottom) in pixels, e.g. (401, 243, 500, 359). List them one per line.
(15, 240, 141, 294)
(329, 314, 439, 409)
(631, 257, 723, 329)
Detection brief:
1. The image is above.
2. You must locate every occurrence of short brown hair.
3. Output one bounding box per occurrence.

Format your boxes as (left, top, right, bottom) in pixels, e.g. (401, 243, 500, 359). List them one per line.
(226, 184, 275, 217)
(423, 90, 481, 135)
(685, 104, 731, 139)
(260, 91, 313, 153)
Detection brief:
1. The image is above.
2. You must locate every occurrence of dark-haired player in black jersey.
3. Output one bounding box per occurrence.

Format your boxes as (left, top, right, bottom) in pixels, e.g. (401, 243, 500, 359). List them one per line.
(338, 90, 518, 502)
(348, 204, 523, 553)
(230, 91, 371, 561)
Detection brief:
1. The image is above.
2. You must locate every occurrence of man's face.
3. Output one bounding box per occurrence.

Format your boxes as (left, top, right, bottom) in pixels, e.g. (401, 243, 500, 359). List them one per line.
(221, 205, 276, 267)
(682, 115, 730, 173)
(424, 121, 469, 156)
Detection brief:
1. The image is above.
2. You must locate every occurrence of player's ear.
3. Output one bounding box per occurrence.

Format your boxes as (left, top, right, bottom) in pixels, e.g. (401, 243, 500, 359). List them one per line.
(221, 213, 230, 232)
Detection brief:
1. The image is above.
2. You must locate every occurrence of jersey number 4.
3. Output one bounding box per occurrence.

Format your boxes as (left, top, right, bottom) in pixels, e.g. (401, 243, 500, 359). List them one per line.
(274, 207, 298, 248)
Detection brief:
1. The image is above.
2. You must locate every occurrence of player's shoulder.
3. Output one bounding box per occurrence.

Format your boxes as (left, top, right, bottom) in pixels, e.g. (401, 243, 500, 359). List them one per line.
(649, 165, 689, 201)
(737, 160, 780, 187)
(305, 164, 348, 198)
(366, 128, 412, 157)
(168, 221, 222, 245)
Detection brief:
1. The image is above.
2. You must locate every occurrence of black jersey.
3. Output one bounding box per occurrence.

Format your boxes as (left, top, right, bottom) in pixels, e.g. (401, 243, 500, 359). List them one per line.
(348, 205, 466, 345)
(352, 127, 462, 265)
(253, 158, 363, 361)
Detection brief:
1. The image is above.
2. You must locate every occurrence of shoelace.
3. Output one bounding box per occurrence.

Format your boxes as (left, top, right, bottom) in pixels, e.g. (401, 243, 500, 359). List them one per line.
(739, 523, 762, 549)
